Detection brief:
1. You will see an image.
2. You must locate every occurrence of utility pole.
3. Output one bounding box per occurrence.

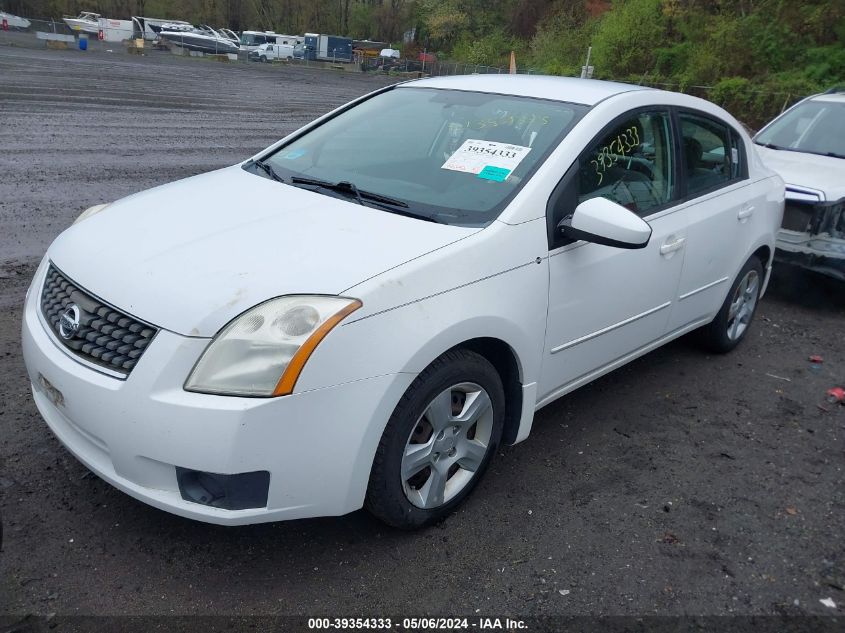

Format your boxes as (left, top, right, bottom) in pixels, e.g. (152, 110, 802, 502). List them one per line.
(580, 46, 593, 79)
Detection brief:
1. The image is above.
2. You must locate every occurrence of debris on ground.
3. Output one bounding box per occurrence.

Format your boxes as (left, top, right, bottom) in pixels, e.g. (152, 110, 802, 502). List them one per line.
(826, 387, 845, 404)
(785, 507, 798, 516)
(659, 532, 680, 544)
(558, 589, 570, 596)
(808, 355, 824, 364)
(766, 373, 791, 382)
(820, 597, 837, 608)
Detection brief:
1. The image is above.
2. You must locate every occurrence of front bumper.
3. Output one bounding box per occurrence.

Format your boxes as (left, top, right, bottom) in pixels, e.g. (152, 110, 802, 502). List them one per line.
(21, 264, 414, 525)
(775, 230, 845, 281)
(775, 197, 845, 281)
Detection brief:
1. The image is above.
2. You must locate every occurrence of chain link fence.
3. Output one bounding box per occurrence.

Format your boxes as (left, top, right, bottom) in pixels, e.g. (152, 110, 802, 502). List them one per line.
(634, 79, 802, 131)
(1, 18, 536, 74)
(1, 17, 108, 51)
(2, 16, 74, 34)
(0, 16, 808, 127)
(359, 55, 534, 77)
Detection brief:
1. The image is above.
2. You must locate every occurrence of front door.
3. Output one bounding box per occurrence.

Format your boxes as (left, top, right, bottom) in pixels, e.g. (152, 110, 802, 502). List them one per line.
(539, 109, 686, 403)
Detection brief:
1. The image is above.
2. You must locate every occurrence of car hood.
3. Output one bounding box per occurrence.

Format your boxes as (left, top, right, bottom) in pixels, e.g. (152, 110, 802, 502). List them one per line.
(49, 166, 476, 337)
(755, 145, 845, 200)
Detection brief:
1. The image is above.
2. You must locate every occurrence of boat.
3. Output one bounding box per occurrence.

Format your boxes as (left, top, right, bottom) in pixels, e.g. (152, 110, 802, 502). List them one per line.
(131, 16, 192, 41)
(158, 24, 241, 55)
(132, 17, 192, 40)
(62, 12, 100, 35)
(218, 28, 240, 44)
(0, 11, 31, 29)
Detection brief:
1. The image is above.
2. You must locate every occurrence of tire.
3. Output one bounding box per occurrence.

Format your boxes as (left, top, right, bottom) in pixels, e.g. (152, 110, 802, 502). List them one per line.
(365, 349, 505, 529)
(697, 255, 764, 353)
(260, 55, 267, 63)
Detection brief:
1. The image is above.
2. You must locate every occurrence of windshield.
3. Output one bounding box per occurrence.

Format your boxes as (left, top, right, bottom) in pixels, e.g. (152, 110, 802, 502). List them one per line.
(755, 99, 845, 158)
(253, 87, 586, 226)
(242, 33, 276, 46)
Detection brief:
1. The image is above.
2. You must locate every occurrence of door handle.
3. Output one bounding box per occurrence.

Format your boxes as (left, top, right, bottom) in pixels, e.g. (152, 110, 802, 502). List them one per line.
(738, 205, 755, 220)
(660, 237, 686, 256)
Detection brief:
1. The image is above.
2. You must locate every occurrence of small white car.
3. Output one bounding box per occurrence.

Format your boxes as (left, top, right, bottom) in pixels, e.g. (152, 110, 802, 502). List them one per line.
(753, 88, 845, 280)
(22, 76, 784, 529)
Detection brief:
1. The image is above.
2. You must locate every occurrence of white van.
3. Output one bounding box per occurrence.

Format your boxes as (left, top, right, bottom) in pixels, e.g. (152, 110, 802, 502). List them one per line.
(250, 43, 294, 62)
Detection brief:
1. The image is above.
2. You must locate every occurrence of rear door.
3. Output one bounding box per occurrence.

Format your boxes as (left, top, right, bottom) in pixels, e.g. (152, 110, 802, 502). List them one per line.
(666, 110, 765, 331)
(539, 108, 687, 402)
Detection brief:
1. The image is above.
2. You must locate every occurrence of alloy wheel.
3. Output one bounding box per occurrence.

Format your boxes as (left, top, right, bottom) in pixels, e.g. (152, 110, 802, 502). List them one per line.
(401, 382, 494, 509)
(726, 269, 759, 340)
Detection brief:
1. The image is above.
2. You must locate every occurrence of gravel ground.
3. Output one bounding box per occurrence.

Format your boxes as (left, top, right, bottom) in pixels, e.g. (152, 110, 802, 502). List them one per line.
(0, 43, 844, 622)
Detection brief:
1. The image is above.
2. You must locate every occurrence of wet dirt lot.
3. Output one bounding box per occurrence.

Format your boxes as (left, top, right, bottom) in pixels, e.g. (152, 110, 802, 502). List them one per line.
(1, 44, 844, 621)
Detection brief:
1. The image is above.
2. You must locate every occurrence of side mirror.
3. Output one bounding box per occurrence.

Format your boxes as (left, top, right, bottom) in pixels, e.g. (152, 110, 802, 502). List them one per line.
(558, 197, 652, 249)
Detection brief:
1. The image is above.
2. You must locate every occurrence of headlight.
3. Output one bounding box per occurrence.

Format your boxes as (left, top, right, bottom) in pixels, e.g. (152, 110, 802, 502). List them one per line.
(73, 203, 110, 225)
(185, 296, 361, 397)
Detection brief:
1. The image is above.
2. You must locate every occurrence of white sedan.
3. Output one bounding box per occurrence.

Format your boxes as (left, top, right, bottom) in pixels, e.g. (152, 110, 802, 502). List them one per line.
(753, 88, 845, 280)
(22, 76, 784, 529)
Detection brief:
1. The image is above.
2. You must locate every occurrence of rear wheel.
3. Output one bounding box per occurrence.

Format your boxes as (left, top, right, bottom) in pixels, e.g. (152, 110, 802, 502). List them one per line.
(697, 255, 763, 353)
(260, 55, 267, 63)
(366, 349, 504, 529)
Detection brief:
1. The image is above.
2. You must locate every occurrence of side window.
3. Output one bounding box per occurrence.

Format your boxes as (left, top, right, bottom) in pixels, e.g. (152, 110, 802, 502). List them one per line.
(578, 111, 675, 217)
(679, 112, 740, 196)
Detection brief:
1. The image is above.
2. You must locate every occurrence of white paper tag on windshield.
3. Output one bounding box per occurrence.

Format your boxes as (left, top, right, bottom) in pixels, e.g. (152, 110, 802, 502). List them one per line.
(442, 139, 531, 180)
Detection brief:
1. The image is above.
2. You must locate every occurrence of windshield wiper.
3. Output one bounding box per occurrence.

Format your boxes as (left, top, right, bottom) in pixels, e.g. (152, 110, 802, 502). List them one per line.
(290, 176, 409, 208)
(290, 176, 443, 224)
(296, 177, 367, 206)
(290, 176, 442, 223)
(248, 159, 285, 183)
(754, 143, 845, 159)
(755, 141, 787, 151)
(245, 164, 444, 223)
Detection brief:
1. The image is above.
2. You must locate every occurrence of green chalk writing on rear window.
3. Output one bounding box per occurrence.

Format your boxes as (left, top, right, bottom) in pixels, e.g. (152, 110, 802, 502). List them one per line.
(478, 165, 511, 182)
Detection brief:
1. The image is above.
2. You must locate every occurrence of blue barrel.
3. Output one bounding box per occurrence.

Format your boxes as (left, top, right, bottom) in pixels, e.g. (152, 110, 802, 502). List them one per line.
(79, 34, 88, 51)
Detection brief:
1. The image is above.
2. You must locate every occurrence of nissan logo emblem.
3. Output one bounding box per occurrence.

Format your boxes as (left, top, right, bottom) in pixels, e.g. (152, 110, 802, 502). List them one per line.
(59, 304, 81, 340)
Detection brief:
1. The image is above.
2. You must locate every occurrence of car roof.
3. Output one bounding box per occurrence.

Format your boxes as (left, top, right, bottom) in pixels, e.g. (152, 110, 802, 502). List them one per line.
(809, 91, 845, 104)
(400, 75, 655, 106)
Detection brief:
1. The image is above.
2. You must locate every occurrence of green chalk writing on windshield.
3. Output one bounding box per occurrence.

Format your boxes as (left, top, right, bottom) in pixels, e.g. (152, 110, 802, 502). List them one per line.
(478, 165, 511, 182)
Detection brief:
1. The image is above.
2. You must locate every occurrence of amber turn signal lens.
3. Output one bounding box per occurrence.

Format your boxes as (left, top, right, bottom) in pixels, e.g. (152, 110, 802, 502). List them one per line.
(272, 299, 362, 396)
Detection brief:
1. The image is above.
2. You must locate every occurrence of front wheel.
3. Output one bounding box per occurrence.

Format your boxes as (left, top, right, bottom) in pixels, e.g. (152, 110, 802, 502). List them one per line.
(697, 255, 763, 353)
(260, 55, 267, 63)
(365, 349, 504, 529)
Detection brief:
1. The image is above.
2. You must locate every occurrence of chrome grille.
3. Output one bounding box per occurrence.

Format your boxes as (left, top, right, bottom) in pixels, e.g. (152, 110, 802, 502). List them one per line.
(40, 264, 157, 375)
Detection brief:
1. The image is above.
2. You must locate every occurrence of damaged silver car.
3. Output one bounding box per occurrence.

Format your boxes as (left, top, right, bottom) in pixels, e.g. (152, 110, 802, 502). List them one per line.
(754, 87, 845, 280)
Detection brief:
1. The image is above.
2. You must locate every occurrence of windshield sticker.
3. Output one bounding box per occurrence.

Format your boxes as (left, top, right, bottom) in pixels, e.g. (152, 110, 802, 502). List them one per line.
(478, 165, 511, 182)
(281, 149, 307, 160)
(442, 139, 531, 177)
